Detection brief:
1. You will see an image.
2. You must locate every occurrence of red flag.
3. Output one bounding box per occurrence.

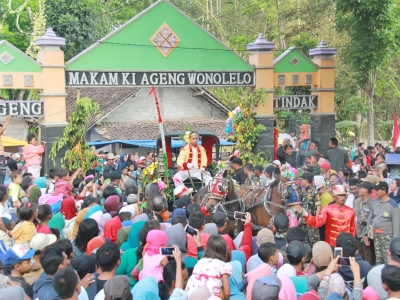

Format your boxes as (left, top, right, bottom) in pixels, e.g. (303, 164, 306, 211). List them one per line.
(393, 114, 400, 149)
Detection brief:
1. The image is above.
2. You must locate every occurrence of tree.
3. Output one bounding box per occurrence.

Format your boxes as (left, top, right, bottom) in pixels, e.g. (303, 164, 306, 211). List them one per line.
(50, 97, 100, 171)
(334, 0, 398, 144)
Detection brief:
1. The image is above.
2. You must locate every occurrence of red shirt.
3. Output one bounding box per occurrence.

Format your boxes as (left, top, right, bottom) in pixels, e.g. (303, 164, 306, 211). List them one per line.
(103, 216, 122, 243)
(305, 203, 356, 246)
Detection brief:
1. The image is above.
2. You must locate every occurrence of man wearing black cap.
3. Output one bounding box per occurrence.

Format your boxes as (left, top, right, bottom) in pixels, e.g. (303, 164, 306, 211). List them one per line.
(212, 211, 228, 234)
(286, 241, 311, 275)
(231, 157, 247, 185)
(272, 213, 289, 249)
(354, 181, 375, 265)
(299, 172, 320, 248)
(363, 181, 400, 264)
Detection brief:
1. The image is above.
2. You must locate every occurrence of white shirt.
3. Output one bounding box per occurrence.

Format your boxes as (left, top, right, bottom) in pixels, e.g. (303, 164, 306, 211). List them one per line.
(290, 137, 299, 151)
(345, 194, 355, 208)
(191, 146, 198, 168)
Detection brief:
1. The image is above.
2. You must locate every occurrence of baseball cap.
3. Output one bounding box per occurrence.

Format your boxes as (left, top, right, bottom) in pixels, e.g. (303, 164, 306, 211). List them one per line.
(273, 213, 289, 233)
(312, 241, 333, 268)
(286, 241, 311, 260)
(272, 160, 282, 167)
(109, 171, 121, 180)
(389, 237, 400, 263)
(257, 228, 274, 245)
(319, 161, 331, 171)
(30, 233, 57, 251)
(252, 275, 282, 300)
(4, 245, 35, 266)
(348, 178, 360, 186)
(139, 156, 146, 160)
(253, 165, 264, 172)
(104, 275, 131, 300)
(212, 211, 227, 228)
(126, 194, 138, 204)
(231, 157, 242, 165)
(300, 172, 314, 182)
(82, 195, 99, 208)
(373, 181, 389, 191)
(332, 185, 347, 196)
(107, 153, 115, 160)
(265, 165, 278, 176)
(356, 181, 372, 192)
(361, 175, 379, 185)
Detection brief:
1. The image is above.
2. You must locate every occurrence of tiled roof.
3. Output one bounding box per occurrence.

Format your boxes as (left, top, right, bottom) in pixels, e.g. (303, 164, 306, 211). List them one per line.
(94, 118, 229, 140)
(66, 88, 140, 128)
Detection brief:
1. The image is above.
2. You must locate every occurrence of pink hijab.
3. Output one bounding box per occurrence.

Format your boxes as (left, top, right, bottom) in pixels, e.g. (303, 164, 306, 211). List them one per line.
(278, 274, 297, 300)
(363, 286, 379, 300)
(90, 211, 105, 236)
(145, 229, 168, 256)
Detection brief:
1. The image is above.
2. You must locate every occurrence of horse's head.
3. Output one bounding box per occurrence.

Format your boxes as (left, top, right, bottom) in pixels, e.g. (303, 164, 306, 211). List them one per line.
(205, 170, 233, 212)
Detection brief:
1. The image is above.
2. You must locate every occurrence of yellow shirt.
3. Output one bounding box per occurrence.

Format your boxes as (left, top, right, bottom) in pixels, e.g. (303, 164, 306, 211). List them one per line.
(11, 221, 36, 248)
(320, 192, 334, 209)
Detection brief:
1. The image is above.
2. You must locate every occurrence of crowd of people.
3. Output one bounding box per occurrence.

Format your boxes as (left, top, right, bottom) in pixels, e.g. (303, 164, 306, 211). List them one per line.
(0, 125, 400, 300)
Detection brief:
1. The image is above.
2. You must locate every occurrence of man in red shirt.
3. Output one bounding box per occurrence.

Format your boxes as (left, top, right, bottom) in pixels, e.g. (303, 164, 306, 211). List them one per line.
(297, 185, 356, 246)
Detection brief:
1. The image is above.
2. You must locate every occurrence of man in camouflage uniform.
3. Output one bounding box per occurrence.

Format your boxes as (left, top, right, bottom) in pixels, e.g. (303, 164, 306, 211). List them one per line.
(363, 182, 400, 264)
(244, 163, 260, 186)
(299, 172, 321, 248)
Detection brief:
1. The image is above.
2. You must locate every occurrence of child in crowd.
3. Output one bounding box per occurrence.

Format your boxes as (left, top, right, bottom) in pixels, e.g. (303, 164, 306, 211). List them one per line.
(22, 134, 44, 179)
(4, 245, 35, 299)
(54, 168, 81, 197)
(186, 211, 209, 258)
(8, 170, 24, 208)
(46, 168, 59, 194)
(36, 204, 52, 234)
(185, 235, 233, 298)
(121, 167, 135, 188)
(127, 164, 137, 186)
(11, 203, 37, 249)
(139, 229, 169, 282)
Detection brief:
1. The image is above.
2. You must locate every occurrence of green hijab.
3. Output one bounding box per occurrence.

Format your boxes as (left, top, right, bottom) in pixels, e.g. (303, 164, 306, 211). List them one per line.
(120, 221, 146, 251)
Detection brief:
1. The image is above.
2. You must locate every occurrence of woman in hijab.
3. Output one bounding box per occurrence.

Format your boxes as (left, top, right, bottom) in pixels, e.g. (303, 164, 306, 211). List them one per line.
(132, 276, 160, 300)
(86, 236, 106, 255)
(118, 154, 127, 173)
(60, 196, 76, 220)
(104, 195, 120, 217)
(121, 221, 146, 251)
(164, 223, 197, 268)
(90, 211, 106, 236)
(228, 261, 245, 300)
(278, 273, 297, 300)
(117, 227, 130, 247)
(202, 223, 218, 236)
(126, 153, 138, 171)
(231, 250, 246, 273)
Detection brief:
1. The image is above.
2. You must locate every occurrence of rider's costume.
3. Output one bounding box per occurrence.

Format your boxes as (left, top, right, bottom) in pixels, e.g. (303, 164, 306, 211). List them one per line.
(173, 143, 212, 196)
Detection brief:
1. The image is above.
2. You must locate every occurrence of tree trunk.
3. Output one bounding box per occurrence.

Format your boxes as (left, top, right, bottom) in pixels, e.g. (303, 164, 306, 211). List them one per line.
(17, 89, 26, 100)
(356, 89, 362, 144)
(365, 68, 377, 145)
(275, 0, 286, 49)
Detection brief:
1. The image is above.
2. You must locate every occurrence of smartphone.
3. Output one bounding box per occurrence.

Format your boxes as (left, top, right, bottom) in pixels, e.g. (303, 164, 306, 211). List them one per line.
(334, 247, 342, 258)
(234, 211, 247, 220)
(160, 247, 175, 256)
(297, 169, 303, 177)
(339, 257, 350, 265)
(325, 181, 331, 189)
(185, 225, 197, 236)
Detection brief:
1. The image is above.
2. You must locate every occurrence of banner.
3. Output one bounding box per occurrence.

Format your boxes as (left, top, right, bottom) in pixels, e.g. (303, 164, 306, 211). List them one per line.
(0, 100, 43, 116)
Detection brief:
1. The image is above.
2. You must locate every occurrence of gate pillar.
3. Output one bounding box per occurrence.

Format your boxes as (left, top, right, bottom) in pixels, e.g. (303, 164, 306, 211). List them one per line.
(35, 28, 68, 173)
(247, 34, 276, 158)
(309, 41, 337, 154)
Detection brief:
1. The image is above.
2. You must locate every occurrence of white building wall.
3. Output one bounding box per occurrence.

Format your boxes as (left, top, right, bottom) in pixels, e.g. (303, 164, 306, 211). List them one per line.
(0, 117, 28, 141)
(103, 87, 226, 122)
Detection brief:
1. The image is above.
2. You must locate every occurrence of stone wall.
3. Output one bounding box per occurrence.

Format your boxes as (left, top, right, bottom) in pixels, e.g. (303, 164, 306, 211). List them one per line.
(103, 87, 227, 122)
(0, 117, 28, 141)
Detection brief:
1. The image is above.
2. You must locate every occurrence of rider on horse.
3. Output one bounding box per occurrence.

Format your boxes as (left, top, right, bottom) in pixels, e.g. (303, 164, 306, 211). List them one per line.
(173, 131, 212, 197)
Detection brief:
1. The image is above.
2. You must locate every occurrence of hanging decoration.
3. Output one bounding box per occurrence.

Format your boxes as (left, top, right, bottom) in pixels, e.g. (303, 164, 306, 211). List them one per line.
(148, 86, 169, 179)
(225, 106, 242, 136)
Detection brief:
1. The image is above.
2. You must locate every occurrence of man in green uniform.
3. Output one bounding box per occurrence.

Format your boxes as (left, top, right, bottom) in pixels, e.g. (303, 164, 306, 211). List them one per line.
(299, 172, 321, 248)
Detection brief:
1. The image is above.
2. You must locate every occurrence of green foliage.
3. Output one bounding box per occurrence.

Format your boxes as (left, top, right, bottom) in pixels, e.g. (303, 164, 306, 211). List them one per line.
(50, 97, 100, 171)
(212, 87, 267, 165)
